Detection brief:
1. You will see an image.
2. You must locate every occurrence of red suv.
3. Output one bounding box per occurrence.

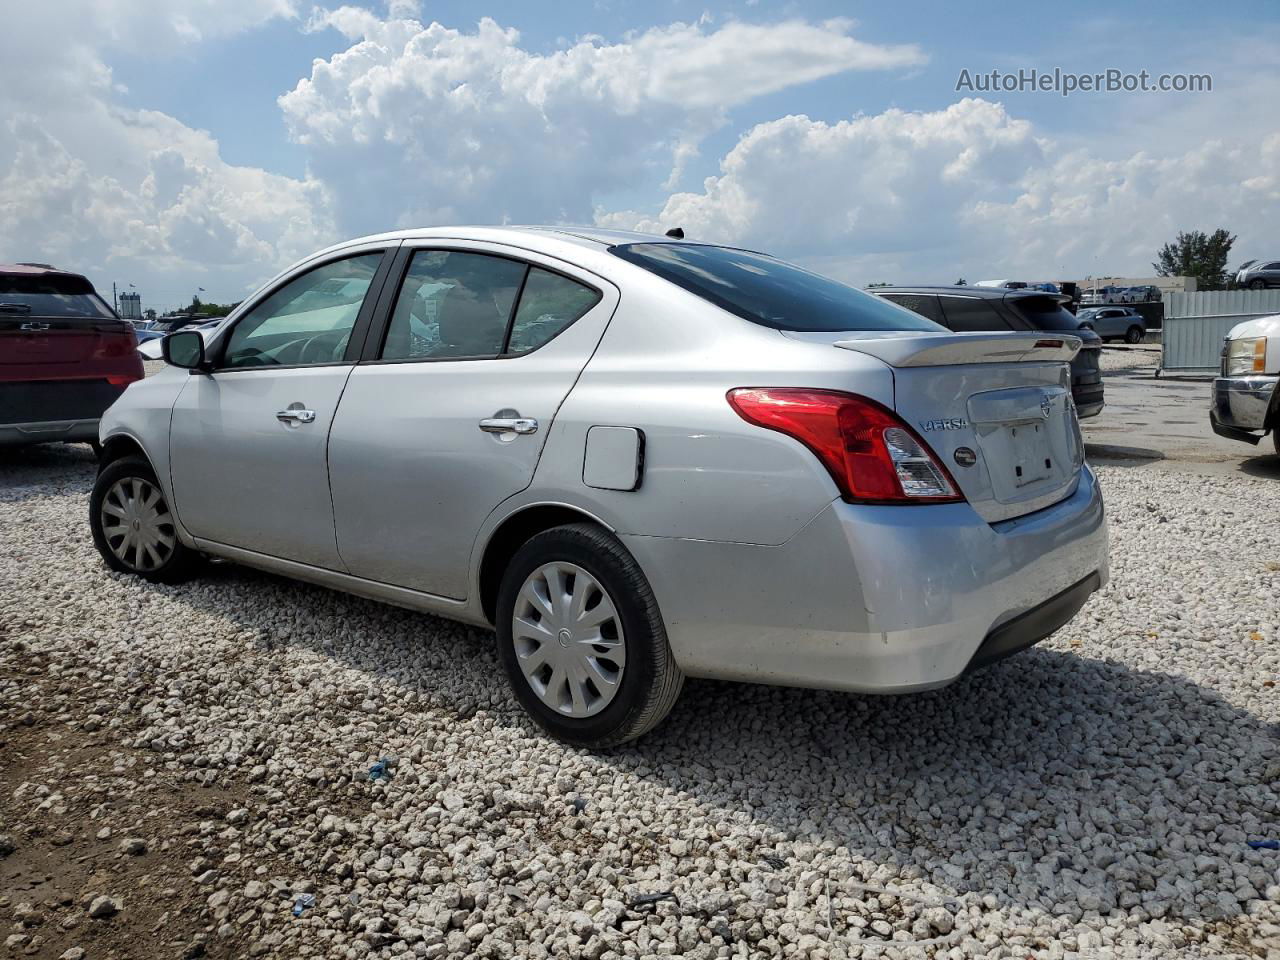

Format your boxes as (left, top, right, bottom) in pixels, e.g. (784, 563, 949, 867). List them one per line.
(1, 264, 143, 449)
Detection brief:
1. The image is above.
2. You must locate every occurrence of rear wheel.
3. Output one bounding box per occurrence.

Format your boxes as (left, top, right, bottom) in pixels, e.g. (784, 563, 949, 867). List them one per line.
(495, 523, 683, 747)
(1125, 325, 1145, 344)
(90, 456, 203, 583)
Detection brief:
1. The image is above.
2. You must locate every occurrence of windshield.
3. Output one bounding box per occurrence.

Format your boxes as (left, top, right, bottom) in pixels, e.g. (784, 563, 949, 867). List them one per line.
(609, 243, 943, 333)
(1009, 295, 1083, 332)
(0, 275, 115, 319)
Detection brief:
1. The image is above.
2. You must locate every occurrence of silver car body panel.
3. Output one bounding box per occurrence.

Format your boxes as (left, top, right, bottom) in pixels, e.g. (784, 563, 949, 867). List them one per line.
(626, 465, 1106, 691)
(99, 225, 1109, 694)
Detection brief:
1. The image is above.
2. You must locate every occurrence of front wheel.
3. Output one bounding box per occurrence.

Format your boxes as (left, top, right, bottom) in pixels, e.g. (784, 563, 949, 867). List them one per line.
(1125, 325, 1145, 344)
(1249, 279, 1267, 290)
(90, 456, 203, 583)
(495, 523, 684, 747)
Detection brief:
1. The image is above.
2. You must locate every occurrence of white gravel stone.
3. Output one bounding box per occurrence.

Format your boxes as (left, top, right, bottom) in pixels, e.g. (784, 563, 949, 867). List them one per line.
(2, 446, 1278, 959)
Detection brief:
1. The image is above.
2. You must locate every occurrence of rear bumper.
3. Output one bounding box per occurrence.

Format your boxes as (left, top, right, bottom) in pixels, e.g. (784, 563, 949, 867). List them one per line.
(624, 465, 1108, 693)
(1210, 375, 1276, 443)
(0, 418, 100, 447)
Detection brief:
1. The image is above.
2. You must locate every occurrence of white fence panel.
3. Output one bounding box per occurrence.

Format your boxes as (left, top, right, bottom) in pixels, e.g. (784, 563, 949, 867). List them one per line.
(1161, 291, 1280, 375)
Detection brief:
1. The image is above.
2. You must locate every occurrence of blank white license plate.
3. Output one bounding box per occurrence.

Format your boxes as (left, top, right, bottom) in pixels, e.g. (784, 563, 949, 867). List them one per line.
(1007, 422, 1053, 487)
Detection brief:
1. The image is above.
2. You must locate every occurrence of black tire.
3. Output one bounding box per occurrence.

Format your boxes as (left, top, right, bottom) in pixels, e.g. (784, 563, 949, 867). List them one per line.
(1124, 326, 1144, 344)
(1249, 279, 1266, 290)
(90, 456, 204, 583)
(495, 523, 684, 748)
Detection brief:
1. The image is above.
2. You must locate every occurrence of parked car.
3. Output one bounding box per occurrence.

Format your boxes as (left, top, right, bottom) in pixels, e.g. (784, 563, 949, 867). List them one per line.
(872, 286, 1105, 418)
(1122, 285, 1161, 303)
(1077, 306, 1147, 343)
(131, 323, 166, 347)
(1, 263, 142, 449)
(1210, 313, 1280, 455)
(91, 227, 1108, 746)
(1235, 260, 1280, 290)
(1080, 285, 1127, 305)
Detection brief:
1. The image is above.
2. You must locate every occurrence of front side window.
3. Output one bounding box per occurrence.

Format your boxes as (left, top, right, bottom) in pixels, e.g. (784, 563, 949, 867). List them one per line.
(222, 253, 383, 368)
(507, 268, 601, 355)
(382, 251, 526, 360)
(610, 243, 942, 333)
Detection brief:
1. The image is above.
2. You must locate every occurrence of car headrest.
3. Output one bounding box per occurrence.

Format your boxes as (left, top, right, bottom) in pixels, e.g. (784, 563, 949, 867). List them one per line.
(437, 285, 504, 354)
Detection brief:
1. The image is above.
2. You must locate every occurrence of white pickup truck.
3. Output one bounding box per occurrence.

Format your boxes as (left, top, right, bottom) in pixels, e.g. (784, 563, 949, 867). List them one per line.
(1211, 313, 1280, 455)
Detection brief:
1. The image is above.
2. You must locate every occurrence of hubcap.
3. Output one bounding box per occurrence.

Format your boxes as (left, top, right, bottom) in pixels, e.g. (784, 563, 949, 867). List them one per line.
(100, 476, 176, 572)
(512, 561, 626, 718)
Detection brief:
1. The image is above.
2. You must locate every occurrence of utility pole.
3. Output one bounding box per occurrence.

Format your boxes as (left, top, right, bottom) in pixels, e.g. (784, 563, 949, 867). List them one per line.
(112, 281, 118, 314)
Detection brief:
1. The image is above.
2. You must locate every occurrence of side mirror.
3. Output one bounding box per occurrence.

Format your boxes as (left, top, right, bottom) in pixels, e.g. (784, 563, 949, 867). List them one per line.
(162, 330, 207, 370)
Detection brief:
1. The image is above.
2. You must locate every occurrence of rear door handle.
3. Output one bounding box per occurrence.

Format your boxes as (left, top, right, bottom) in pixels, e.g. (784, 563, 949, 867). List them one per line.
(277, 409, 316, 424)
(479, 417, 538, 435)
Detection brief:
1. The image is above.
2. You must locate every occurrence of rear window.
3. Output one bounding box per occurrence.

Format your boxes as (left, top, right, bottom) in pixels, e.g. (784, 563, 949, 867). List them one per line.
(0, 274, 114, 319)
(1008, 295, 1082, 332)
(609, 243, 942, 333)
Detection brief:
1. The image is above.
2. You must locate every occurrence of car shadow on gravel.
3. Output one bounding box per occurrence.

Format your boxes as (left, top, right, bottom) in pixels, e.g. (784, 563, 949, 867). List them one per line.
(162, 560, 1277, 935)
(0, 443, 97, 503)
(632, 652, 1278, 928)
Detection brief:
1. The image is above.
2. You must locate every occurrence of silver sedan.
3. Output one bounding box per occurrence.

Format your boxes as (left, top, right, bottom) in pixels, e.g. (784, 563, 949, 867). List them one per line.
(91, 227, 1108, 746)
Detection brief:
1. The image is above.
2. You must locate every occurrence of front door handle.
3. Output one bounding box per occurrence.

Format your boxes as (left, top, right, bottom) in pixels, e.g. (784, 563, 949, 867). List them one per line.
(277, 408, 316, 424)
(479, 417, 538, 435)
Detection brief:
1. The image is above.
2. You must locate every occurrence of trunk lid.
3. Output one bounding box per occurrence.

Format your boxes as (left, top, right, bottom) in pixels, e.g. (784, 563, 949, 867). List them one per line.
(789, 330, 1085, 522)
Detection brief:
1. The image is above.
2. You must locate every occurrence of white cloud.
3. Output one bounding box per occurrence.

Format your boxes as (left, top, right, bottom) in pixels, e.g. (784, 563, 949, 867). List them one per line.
(0, 0, 329, 307)
(601, 97, 1280, 284)
(279, 11, 925, 232)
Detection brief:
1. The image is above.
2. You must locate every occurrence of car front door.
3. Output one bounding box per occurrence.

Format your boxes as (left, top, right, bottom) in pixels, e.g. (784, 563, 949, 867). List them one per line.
(327, 242, 619, 599)
(169, 247, 394, 569)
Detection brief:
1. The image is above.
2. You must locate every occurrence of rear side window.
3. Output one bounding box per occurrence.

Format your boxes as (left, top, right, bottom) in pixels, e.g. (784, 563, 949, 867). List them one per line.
(382, 251, 526, 360)
(938, 296, 1010, 332)
(507, 268, 601, 355)
(0, 274, 114, 319)
(879, 293, 944, 325)
(1009, 295, 1083, 332)
(610, 243, 941, 333)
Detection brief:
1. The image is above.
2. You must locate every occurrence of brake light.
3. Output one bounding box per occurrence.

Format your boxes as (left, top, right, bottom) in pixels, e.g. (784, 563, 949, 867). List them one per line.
(106, 372, 141, 386)
(727, 388, 962, 504)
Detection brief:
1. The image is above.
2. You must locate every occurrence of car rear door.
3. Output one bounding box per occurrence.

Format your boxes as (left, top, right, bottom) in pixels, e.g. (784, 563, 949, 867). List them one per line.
(168, 246, 394, 569)
(327, 241, 619, 600)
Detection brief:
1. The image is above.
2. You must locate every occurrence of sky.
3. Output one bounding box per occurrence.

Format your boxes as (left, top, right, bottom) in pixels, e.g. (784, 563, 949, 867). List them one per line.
(1, 0, 1277, 312)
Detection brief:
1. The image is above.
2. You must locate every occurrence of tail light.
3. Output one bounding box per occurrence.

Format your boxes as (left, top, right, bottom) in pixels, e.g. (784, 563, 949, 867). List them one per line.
(727, 388, 962, 504)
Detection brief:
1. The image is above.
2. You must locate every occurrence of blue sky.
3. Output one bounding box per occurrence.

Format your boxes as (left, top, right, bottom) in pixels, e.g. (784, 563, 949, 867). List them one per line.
(3, 0, 1278, 308)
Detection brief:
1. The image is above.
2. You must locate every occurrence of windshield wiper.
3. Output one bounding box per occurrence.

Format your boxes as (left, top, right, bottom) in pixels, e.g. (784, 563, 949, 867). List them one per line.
(0, 302, 33, 314)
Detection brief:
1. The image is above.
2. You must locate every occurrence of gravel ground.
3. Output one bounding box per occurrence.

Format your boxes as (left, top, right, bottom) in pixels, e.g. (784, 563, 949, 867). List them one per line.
(2, 444, 1278, 960)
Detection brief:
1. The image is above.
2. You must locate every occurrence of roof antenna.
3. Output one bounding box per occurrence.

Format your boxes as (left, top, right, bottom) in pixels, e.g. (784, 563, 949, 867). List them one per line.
(664, 227, 684, 240)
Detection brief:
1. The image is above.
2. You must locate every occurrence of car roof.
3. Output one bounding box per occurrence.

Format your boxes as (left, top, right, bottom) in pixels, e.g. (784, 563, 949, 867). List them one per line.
(871, 285, 1063, 300)
(0, 262, 82, 278)
(313, 225, 685, 258)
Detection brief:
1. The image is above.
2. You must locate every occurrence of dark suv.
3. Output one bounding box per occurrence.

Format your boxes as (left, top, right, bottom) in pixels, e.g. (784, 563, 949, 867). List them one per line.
(873, 286, 1104, 418)
(1, 264, 143, 448)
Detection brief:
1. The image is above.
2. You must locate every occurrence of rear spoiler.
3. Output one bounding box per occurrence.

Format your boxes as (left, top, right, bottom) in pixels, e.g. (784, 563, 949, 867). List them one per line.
(831, 332, 1081, 368)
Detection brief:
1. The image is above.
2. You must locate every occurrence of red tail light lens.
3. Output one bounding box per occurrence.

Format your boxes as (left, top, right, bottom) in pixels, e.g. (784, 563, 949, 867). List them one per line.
(727, 388, 962, 504)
